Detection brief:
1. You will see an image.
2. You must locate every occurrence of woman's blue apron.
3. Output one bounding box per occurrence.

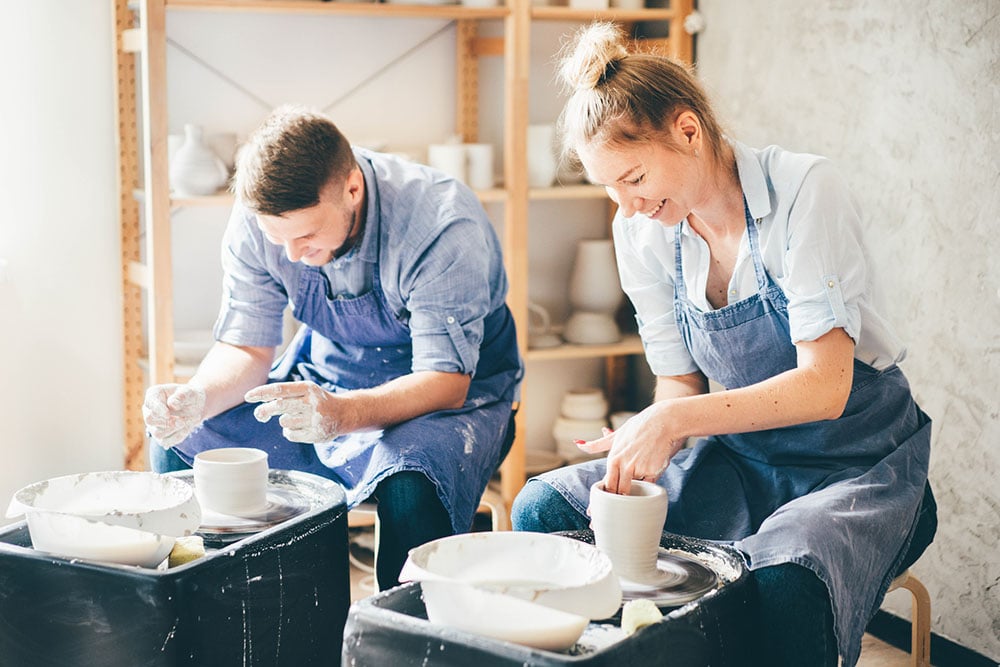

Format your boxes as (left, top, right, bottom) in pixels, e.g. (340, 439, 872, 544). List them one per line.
(534, 203, 930, 666)
(175, 204, 521, 535)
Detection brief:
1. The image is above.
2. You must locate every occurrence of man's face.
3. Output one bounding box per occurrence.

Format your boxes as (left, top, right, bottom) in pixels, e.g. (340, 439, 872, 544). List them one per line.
(255, 173, 361, 266)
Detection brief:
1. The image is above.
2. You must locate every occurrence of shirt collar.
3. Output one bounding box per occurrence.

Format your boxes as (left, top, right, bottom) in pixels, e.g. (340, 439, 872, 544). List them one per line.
(338, 149, 380, 265)
(731, 138, 772, 221)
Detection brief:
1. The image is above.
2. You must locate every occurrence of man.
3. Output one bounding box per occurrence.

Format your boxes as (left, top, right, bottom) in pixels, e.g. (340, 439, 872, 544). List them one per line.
(144, 106, 522, 589)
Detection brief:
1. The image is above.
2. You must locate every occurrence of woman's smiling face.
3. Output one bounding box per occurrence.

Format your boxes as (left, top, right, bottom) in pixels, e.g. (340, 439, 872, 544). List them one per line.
(577, 111, 705, 226)
(581, 141, 697, 225)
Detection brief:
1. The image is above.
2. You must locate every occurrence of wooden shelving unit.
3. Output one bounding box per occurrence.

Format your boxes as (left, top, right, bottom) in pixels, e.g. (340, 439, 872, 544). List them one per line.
(112, 0, 693, 513)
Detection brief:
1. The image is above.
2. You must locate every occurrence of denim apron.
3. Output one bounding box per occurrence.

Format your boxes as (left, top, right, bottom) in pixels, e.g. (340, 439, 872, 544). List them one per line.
(175, 194, 521, 535)
(534, 203, 930, 666)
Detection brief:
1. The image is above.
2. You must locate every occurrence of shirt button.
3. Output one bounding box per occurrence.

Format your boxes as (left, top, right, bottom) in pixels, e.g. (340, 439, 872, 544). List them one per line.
(333, 261, 342, 269)
(827, 281, 835, 288)
(729, 289, 737, 296)
(446, 316, 456, 324)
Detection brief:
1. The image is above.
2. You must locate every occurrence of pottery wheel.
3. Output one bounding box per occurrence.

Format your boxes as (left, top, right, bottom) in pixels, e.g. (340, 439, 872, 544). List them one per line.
(196, 487, 311, 545)
(618, 548, 718, 608)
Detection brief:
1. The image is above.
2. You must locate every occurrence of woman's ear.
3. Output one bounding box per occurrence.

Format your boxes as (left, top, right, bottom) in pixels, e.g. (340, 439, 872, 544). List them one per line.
(674, 110, 702, 153)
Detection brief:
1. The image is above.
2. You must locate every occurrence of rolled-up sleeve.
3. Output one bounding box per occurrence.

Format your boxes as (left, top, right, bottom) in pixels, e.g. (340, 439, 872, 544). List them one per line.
(613, 216, 699, 377)
(780, 161, 866, 345)
(401, 214, 494, 376)
(212, 204, 288, 348)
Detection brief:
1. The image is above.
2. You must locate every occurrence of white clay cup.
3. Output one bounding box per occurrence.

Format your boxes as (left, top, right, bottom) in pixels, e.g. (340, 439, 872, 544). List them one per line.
(194, 447, 269, 516)
(589, 480, 668, 585)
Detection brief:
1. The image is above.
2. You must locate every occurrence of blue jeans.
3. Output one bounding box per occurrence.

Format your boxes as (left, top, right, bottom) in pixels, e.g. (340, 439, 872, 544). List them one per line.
(511, 480, 836, 666)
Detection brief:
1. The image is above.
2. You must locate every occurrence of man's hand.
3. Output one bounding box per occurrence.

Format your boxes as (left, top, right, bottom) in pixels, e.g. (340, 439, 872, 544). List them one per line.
(143, 384, 207, 448)
(245, 381, 343, 443)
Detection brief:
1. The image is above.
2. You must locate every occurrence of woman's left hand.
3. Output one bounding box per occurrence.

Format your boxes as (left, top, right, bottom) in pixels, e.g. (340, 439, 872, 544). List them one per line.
(576, 404, 686, 495)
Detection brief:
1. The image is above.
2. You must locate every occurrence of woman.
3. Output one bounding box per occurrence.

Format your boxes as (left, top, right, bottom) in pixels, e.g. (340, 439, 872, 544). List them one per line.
(511, 23, 935, 666)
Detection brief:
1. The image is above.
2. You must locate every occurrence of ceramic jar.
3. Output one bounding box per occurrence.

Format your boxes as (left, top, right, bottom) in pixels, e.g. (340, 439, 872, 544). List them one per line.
(563, 239, 624, 344)
(589, 480, 669, 585)
(560, 387, 608, 421)
(527, 124, 557, 188)
(193, 447, 269, 516)
(170, 124, 229, 196)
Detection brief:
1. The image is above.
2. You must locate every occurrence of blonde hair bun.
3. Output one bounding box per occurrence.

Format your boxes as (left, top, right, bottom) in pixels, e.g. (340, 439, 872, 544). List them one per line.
(559, 22, 629, 92)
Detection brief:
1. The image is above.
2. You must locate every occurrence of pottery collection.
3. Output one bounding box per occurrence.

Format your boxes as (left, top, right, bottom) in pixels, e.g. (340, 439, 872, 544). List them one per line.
(426, 141, 496, 190)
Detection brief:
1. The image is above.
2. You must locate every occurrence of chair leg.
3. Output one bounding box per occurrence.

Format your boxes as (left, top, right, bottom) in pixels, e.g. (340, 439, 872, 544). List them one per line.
(900, 575, 931, 667)
(478, 485, 511, 532)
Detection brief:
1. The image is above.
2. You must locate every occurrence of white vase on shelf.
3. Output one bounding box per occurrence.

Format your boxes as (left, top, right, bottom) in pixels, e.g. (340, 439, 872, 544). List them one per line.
(527, 124, 557, 188)
(170, 124, 229, 197)
(563, 239, 624, 345)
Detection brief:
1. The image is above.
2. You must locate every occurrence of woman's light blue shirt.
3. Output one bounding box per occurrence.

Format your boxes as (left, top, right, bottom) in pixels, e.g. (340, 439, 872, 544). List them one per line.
(613, 140, 905, 378)
(213, 148, 509, 377)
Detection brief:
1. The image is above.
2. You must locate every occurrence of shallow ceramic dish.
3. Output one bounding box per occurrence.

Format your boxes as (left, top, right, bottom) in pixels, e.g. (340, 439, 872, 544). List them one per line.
(400, 531, 621, 620)
(6, 471, 202, 567)
(420, 579, 590, 651)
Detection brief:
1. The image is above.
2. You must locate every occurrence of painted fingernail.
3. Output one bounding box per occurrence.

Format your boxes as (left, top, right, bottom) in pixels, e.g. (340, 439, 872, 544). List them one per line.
(574, 439, 586, 445)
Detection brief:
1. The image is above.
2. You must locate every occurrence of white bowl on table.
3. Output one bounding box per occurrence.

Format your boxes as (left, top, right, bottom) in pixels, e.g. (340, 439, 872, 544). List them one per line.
(6, 471, 202, 568)
(400, 531, 621, 650)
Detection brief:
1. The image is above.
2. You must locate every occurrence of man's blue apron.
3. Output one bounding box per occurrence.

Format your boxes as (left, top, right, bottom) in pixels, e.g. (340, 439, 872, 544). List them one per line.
(535, 202, 930, 666)
(174, 199, 521, 535)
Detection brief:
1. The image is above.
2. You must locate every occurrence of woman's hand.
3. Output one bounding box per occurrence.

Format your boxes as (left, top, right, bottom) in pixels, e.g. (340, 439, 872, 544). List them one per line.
(577, 403, 687, 495)
(245, 381, 348, 443)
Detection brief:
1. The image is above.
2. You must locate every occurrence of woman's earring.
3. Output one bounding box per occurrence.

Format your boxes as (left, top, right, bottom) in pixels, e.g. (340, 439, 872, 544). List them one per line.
(694, 148, 700, 158)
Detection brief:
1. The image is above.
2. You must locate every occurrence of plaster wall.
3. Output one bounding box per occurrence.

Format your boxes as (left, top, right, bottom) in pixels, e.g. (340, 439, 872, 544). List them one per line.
(696, 0, 1000, 658)
(0, 2, 123, 519)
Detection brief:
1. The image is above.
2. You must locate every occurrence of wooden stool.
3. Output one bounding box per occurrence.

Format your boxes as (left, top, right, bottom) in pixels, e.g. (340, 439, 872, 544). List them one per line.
(887, 568, 931, 667)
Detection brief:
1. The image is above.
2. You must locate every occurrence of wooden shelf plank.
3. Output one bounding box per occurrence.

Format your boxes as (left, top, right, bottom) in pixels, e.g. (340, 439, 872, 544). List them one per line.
(529, 183, 608, 200)
(530, 6, 678, 21)
(525, 333, 644, 361)
(167, 0, 510, 19)
(138, 187, 508, 208)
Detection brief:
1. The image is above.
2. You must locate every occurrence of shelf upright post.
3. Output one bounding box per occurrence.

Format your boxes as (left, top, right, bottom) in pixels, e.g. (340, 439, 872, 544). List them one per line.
(498, 0, 532, 511)
(136, 0, 174, 469)
(112, 0, 146, 470)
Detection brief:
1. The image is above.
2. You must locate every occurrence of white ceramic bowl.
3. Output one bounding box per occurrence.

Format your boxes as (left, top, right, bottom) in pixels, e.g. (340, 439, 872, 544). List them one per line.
(560, 387, 609, 421)
(6, 471, 202, 567)
(420, 579, 589, 651)
(401, 531, 621, 621)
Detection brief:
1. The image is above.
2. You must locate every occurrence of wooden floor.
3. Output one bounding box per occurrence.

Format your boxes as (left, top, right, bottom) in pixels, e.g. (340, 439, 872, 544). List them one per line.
(347, 531, 924, 666)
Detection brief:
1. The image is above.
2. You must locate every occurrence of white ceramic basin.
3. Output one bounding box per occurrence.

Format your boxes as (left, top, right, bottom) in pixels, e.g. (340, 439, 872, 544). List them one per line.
(421, 579, 590, 652)
(400, 531, 622, 649)
(6, 471, 202, 567)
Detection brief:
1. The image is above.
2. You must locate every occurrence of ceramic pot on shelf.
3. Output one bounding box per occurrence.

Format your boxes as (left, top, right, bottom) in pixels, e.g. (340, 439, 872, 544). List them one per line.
(527, 124, 557, 188)
(563, 239, 624, 345)
(170, 124, 229, 197)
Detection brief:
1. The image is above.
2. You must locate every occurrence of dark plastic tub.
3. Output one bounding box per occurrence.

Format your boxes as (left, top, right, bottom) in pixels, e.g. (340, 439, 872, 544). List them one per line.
(343, 531, 752, 667)
(0, 470, 351, 667)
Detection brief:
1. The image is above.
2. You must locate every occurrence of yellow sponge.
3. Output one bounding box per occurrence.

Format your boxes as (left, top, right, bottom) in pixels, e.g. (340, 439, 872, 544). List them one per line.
(168, 535, 206, 567)
(621, 599, 663, 636)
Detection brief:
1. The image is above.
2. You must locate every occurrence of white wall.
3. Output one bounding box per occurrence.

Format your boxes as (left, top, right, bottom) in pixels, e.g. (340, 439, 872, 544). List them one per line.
(697, 0, 1000, 659)
(0, 3, 123, 519)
